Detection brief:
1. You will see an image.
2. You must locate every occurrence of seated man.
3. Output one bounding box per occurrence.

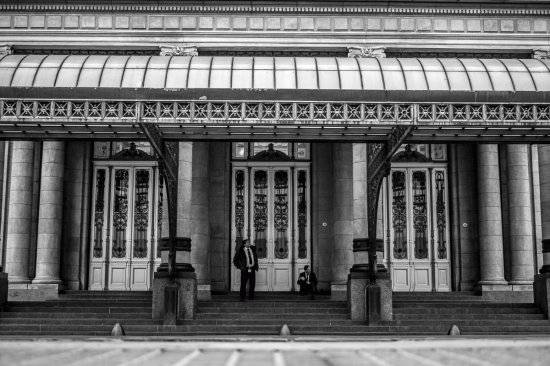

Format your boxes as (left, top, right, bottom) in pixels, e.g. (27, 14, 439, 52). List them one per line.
(297, 265, 317, 300)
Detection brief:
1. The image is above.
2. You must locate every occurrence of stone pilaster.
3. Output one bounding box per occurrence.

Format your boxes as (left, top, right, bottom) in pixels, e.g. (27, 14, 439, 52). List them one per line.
(331, 143, 353, 300)
(33, 142, 65, 286)
(477, 144, 507, 290)
(537, 144, 550, 275)
(62, 142, 90, 290)
(535, 145, 550, 316)
(507, 145, 535, 287)
(456, 144, 480, 290)
(5, 141, 35, 284)
(190, 142, 210, 299)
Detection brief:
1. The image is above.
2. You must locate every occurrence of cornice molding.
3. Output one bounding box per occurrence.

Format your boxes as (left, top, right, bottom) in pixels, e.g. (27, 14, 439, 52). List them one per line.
(1, 4, 550, 16)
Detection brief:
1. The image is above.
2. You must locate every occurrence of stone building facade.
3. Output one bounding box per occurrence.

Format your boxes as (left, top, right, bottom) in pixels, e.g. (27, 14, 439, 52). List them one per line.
(0, 0, 549, 309)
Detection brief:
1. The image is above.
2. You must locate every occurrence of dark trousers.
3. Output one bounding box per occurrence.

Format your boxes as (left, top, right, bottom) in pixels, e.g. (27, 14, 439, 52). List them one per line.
(240, 269, 256, 300)
(299, 283, 315, 299)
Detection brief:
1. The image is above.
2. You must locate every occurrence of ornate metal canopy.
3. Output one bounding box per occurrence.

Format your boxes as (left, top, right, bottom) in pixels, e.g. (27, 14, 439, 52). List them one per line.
(0, 55, 549, 142)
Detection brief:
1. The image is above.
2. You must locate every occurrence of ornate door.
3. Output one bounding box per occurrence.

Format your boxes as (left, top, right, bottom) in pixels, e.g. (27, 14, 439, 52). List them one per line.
(231, 165, 310, 292)
(388, 167, 450, 292)
(89, 164, 159, 290)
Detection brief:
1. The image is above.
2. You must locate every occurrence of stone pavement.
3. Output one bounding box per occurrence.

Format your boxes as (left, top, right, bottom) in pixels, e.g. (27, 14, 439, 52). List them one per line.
(0, 336, 549, 366)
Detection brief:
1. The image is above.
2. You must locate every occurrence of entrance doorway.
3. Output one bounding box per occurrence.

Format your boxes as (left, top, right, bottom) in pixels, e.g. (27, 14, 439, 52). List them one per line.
(384, 145, 451, 292)
(230, 143, 311, 292)
(89, 143, 160, 291)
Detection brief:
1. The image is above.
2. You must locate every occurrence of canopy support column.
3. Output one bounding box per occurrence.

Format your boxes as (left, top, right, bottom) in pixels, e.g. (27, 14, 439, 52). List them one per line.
(365, 126, 413, 324)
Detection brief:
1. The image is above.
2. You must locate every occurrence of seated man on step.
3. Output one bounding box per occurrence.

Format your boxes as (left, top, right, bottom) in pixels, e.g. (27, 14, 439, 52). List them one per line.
(233, 239, 258, 301)
(297, 265, 317, 300)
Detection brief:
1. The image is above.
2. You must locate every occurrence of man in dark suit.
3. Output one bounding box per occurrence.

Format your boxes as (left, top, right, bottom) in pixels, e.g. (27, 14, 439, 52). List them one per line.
(233, 239, 258, 301)
(297, 265, 317, 300)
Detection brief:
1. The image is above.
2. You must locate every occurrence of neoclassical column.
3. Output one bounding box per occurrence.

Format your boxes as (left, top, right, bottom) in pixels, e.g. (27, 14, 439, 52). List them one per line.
(477, 144, 507, 287)
(33, 142, 65, 285)
(507, 144, 535, 285)
(5, 141, 35, 283)
(331, 143, 354, 299)
(539, 144, 550, 273)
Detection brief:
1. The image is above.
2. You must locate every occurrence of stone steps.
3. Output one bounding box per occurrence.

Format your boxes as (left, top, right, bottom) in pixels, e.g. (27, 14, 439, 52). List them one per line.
(0, 290, 548, 336)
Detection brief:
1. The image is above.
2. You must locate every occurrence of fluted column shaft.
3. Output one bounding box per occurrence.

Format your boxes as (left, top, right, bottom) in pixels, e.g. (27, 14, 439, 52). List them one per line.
(477, 144, 507, 285)
(5, 142, 35, 283)
(507, 145, 535, 284)
(33, 142, 65, 284)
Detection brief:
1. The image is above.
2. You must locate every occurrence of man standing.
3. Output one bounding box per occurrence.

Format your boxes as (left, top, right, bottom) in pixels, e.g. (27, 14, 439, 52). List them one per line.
(233, 239, 258, 301)
(297, 265, 318, 300)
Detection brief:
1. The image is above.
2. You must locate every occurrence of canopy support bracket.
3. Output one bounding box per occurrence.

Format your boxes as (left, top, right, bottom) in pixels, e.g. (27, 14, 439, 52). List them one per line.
(366, 126, 414, 284)
(139, 123, 179, 281)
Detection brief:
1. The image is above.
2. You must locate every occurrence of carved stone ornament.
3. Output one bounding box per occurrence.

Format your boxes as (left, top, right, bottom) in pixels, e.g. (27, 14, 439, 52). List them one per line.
(347, 46, 386, 59)
(534, 49, 549, 60)
(160, 45, 198, 57)
(0, 44, 12, 55)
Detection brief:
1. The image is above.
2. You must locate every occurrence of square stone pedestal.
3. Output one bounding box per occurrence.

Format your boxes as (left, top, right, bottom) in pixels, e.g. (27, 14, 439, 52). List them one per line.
(534, 273, 550, 318)
(0, 273, 7, 308)
(153, 271, 197, 321)
(348, 271, 392, 322)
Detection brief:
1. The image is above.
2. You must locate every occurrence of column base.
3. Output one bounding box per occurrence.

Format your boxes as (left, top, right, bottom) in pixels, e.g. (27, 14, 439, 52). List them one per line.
(534, 273, 550, 318)
(348, 270, 369, 321)
(32, 278, 63, 285)
(8, 283, 60, 301)
(330, 283, 347, 301)
(197, 284, 211, 300)
(0, 273, 8, 308)
(152, 271, 197, 320)
(478, 283, 533, 303)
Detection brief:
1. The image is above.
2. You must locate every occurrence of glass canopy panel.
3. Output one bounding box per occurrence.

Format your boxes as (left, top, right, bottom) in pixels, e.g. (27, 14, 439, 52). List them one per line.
(0, 55, 26, 86)
(295, 58, 318, 89)
(524, 59, 550, 91)
(460, 59, 493, 91)
(400, 58, 428, 90)
(274, 58, 296, 89)
(336, 58, 362, 90)
(209, 57, 233, 89)
(187, 57, 211, 88)
(11, 55, 46, 87)
(77, 55, 109, 87)
(164, 57, 191, 89)
(419, 59, 450, 90)
(99, 56, 129, 88)
(438, 58, 471, 91)
(121, 56, 150, 88)
(316, 58, 340, 89)
(55, 55, 88, 87)
(143, 56, 170, 88)
(232, 57, 253, 89)
(380, 58, 406, 90)
(357, 58, 385, 90)
(479, 59, 514, 91)
(33, 55, 67, 87)
(501, 59, 536, 91)
(253, 57, 275, 89)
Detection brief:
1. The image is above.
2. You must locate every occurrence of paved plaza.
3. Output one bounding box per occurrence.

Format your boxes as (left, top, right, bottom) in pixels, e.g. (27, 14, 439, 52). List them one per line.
(0, 336, 549, 366)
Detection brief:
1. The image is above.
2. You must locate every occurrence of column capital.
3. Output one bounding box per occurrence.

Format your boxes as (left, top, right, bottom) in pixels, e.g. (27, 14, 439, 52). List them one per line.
(159, 45, 198, 56)
(534, 48, 549, 60)
(347, 46, 386, 59)
(0, 44, 12, 56)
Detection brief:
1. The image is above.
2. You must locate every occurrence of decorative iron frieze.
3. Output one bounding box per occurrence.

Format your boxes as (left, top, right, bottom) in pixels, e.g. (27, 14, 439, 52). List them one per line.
(2, 101, 549, 126)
